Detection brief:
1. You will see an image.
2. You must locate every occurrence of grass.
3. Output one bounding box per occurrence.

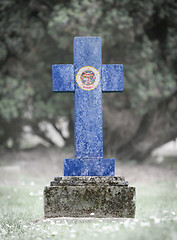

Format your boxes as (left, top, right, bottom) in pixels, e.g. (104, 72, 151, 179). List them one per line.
(0, 179, 177, 240)
(0, 147, 177, 239)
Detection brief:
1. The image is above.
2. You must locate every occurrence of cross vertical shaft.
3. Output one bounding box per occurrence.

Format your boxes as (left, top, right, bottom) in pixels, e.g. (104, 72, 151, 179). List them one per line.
(74, 37, 103, 159)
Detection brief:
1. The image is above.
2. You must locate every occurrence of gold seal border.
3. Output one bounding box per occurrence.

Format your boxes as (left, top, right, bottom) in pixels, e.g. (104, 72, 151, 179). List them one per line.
(76, 66, 100, 91)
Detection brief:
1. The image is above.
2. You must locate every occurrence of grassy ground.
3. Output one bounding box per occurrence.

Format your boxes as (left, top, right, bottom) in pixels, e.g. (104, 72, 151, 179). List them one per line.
(0, 148, 177, 240)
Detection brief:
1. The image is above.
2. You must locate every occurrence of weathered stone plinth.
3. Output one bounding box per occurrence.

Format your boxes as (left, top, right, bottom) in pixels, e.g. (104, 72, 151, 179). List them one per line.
(44, 176, 136, 218)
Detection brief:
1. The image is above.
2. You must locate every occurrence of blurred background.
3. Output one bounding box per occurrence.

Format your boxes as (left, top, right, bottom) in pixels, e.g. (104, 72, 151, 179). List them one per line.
(0, 0, 177, 164)
(1, 3, 177, 237)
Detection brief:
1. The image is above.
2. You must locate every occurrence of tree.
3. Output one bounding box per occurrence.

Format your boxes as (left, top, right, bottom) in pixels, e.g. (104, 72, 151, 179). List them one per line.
(0, 0, 176, 161)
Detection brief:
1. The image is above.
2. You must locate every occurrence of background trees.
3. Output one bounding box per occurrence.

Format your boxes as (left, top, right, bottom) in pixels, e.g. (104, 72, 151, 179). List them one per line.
(0, 0, 176, 161)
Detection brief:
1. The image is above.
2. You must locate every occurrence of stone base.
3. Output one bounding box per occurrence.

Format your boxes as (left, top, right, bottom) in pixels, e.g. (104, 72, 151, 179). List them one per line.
(44, 176, 136, 218)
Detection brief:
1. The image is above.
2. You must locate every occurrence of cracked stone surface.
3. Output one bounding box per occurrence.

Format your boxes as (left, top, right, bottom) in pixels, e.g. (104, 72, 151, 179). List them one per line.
(51, 176, 128, 186)
(44, 176, 136, 218)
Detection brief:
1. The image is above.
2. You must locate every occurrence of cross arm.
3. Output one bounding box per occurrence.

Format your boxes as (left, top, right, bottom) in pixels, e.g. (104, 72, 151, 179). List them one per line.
(102, 64, 123, 92)
(52, 64, 75, 92)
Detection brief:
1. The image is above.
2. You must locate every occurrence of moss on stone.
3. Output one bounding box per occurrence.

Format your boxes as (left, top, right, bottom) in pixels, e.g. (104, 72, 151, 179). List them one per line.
(44, 177, 136, 218)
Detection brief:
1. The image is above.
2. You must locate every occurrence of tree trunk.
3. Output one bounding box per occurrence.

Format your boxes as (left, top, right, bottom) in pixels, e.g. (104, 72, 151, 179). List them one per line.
(103, 90, 177, 161)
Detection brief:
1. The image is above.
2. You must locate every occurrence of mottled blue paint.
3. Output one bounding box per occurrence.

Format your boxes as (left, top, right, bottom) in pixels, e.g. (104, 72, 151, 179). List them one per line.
(74, 37, 103, 159)
(64, 159, 115, 176)
(53, 64, 75, 92)
(102, 64, 123, 92)
(52, 37, 123, 176)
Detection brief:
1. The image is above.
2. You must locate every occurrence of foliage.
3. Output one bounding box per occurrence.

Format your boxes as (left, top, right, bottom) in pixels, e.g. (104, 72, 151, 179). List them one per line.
(0, 0, 176, 158)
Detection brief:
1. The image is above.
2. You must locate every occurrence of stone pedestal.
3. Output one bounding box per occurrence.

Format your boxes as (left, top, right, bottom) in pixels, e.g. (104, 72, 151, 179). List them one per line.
(44, 176, 136, 218)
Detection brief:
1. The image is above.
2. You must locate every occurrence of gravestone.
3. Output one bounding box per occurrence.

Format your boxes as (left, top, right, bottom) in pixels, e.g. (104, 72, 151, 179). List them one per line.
(44, 37, 136, 218)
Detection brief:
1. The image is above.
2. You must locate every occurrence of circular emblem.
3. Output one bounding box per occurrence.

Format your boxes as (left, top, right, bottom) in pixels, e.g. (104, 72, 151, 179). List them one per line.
(76, 66, 100, 91)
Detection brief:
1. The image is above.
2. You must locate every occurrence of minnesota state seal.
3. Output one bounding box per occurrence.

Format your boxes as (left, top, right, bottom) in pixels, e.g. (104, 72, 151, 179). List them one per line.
(76, 66, 100, 91)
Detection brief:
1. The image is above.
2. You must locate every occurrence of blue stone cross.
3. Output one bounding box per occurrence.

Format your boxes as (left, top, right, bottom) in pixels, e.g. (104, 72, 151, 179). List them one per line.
(53, 37, 123, 176)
